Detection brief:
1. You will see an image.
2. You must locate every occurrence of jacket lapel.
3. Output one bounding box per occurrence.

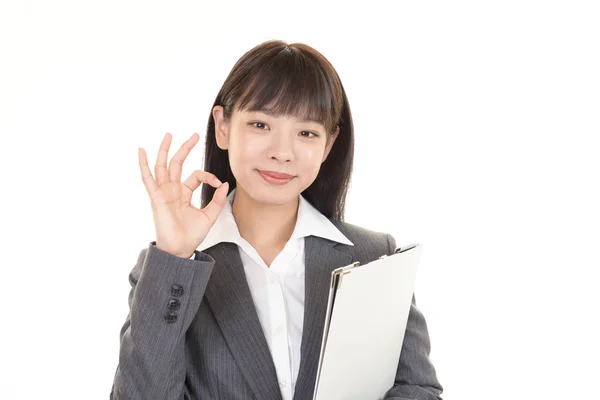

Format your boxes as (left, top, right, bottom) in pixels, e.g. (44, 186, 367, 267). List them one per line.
(203, 235, 354, 400)
(204, 242, 283, 400)
(293, 235, 354, 400)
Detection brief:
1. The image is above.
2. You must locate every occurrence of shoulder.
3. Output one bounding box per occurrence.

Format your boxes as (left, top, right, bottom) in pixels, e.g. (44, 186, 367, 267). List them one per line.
(328, 219, 397, 260)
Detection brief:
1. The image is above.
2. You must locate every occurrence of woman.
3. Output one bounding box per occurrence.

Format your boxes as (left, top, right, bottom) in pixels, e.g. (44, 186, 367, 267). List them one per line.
(110, 40, 443, 400)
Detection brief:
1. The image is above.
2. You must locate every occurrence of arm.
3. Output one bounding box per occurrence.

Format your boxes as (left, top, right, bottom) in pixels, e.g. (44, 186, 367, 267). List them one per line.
(110, 241, 215, 400)
(383, 234, 443, 400)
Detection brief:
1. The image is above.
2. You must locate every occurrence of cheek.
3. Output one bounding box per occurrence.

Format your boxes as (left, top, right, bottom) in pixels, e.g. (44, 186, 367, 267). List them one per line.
(298, 146, 325, 172)
(228, 133, 264, 168)
(244, 136, 265, 156)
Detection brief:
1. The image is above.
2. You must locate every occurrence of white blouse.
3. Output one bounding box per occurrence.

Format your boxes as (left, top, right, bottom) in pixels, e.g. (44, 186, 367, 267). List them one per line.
(194, 188, 353, 400)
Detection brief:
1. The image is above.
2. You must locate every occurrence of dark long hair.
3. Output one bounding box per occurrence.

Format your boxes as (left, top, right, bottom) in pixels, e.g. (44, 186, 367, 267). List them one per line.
(200, 40, 354, 221)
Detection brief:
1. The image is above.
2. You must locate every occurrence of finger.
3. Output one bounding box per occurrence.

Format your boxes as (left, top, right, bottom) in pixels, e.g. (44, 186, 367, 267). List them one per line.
(169, 133, 200, 183)
(200, 182, 229, 224)
(155, 133, 172, 185)
(139, 147, 159, 195)
(182, 170, 223, 193)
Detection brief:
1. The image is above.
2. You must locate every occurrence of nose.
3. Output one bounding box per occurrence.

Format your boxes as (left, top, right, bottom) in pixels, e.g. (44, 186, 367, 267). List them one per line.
(267, 132, 294, 163)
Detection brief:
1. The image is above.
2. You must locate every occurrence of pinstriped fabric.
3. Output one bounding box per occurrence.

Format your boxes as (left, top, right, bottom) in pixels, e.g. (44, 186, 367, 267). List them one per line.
(203, 242, 282, 400)
(292, 235, 353, 399)
(110, 220, 442, 400)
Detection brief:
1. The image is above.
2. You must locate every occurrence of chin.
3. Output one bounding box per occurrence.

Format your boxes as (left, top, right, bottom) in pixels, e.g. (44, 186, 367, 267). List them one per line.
(255, 186, 299, 205)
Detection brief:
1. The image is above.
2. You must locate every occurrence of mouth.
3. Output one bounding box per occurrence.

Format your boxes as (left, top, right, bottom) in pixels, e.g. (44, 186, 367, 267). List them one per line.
(257, 170, 295, 185)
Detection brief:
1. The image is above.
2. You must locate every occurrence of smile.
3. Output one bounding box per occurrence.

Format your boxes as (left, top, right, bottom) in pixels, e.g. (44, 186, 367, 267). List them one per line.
(257, 170, 295, 185)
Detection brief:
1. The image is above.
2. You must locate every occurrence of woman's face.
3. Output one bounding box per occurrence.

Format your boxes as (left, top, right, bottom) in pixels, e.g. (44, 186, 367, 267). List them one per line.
(213, 105, 339, 206)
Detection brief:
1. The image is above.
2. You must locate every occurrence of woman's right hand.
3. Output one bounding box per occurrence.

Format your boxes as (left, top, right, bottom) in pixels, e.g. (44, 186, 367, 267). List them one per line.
(138, 132, 229, 259)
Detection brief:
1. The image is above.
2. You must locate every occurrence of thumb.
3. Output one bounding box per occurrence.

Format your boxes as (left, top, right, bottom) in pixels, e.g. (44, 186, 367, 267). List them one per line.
(200, 182, 229, 224)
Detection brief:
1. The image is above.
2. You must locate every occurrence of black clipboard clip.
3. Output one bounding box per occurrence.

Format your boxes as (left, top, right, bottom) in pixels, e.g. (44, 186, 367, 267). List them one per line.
(395, 243, 419, 254)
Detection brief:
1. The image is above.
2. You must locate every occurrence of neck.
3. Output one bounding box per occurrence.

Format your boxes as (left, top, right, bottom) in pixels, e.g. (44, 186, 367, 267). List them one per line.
(231, 186, 299, 250)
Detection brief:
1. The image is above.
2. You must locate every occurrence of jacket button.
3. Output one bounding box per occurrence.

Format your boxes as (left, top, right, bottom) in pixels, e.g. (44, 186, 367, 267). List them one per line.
(167, 298, 181, 311)
(164, 312, 178, 323)
(171, 284, 184, 297)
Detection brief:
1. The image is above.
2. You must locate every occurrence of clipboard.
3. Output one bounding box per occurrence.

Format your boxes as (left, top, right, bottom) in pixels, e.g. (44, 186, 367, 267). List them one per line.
(312, 243, 422, 400)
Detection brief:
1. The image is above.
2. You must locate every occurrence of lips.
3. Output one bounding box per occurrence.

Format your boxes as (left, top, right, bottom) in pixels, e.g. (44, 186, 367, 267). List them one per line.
(257, 170, 295, 179)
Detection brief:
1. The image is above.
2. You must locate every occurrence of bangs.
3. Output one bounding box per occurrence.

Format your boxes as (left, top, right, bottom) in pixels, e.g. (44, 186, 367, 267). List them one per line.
(233, 47, 343, 134)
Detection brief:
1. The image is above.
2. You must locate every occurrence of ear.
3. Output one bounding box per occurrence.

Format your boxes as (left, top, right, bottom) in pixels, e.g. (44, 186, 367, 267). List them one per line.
(213, 105, 230, 150)
(322, 125, 340, 163)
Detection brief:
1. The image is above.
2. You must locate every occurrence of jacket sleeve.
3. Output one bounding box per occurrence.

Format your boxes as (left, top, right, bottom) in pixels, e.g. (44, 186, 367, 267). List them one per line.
(110, 241, 215, 400)
(383, 234, 444, 400)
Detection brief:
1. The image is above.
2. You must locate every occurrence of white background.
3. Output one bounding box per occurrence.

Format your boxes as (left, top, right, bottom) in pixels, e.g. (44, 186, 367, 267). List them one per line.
(1, 1, 599, 399)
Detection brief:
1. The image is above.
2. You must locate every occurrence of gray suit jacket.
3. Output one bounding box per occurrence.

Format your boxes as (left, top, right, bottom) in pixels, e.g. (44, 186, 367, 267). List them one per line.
(110, 220, 443, 400)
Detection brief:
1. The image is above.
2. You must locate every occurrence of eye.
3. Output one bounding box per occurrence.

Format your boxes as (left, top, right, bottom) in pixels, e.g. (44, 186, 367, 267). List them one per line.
(299, 131, 319, 138)
(250, 121, 269, 130)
